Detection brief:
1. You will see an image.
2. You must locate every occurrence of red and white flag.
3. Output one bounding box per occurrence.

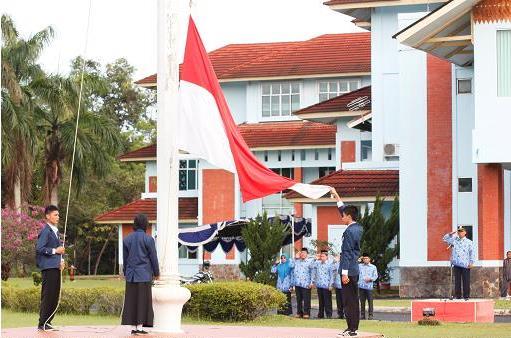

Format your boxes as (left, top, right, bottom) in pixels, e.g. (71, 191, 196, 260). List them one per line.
(177, 17, 330, 202)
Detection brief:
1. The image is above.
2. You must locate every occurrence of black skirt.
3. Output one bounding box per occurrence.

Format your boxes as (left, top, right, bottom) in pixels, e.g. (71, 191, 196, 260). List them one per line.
(121, 281, 154, 326)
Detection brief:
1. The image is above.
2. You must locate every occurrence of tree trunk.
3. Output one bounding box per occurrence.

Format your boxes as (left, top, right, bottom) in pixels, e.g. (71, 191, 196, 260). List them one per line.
(93, 227, 115, 275)
(14, 176, 21, 210)
(50, 185, 59, 206)
(88, 241, 91, 275)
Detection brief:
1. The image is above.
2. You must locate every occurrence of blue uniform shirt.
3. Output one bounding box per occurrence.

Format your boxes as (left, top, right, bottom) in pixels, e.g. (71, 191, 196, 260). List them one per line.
(333, 261, 343, 289)
(271, 260, 294, 292)
(358, 263, 378, 290)
(443, 233, 475, 268)
(292, 258, 314, 288)
(312, 260, 334, 289)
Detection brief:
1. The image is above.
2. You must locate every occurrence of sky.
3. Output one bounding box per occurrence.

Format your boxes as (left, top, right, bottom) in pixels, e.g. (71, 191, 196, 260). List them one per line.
(3, 0, 359, 80)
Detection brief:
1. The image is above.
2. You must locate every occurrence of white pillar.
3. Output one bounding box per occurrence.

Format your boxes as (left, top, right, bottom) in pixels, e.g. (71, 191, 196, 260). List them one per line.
(152, 0, 190, 333)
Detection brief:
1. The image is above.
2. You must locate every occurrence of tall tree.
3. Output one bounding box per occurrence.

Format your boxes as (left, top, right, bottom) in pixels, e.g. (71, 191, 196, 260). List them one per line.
(31, 74, 122, 205)
(1, 14, 53, 208)
(359, 196, 400, 285)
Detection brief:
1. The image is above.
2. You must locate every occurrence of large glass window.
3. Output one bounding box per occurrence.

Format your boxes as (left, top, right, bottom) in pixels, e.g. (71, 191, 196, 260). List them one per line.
(262, 82, 300, 117)
(319, 79, 360, 102)
(179, 160, 197, 191)
(361, 140, 372, 162)
(497, 30, 511, 97)
(319, 167, 336, 178)
(262, 168, 294, 216)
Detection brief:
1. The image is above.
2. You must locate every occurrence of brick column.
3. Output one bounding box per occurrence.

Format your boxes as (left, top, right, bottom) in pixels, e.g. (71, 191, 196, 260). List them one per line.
(478, 164, 504, 260)
(341, 141, 356, 165)
(426, 54, 453, 261)
(203, 169, 235, 260)
(293, 167, 303, 217)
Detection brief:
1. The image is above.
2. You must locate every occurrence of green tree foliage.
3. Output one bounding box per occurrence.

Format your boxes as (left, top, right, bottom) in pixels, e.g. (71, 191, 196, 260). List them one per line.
(359, 196, 400, 283)
(239, 213, 287, 285)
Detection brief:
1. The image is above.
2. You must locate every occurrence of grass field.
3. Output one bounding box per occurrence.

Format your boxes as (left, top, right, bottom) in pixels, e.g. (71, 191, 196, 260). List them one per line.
(2, 310, 509, 338)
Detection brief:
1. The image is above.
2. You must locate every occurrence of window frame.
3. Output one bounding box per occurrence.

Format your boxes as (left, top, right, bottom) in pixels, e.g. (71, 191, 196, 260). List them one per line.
(261, 82, 301, 119)
(179, 160, 198, 192)
(318, 79, 361, 102)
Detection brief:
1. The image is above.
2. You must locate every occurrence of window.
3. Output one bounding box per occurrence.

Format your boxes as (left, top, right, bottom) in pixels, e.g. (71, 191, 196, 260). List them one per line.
(328, 148, 333, 161)
(278, 150, 282, 162)
(178, 223, 198, 259)
(459, 225, 473, 241)
(319, 167, 336, 178)
(262, 82, 300, 117)
(264, 151, 268, 162)
(458, 178, 472, 192)
(319, 80, 360, 102)
(291, 150, 295, 161)
(457, 79, 472, 94)
(300, 149, 306, 161)
(271, 168, 294, 179)
(361, 140, 372, 162)
(179, 160, 197, 191)
(314, 149, 319, 161)
(497, 30, 511, 97)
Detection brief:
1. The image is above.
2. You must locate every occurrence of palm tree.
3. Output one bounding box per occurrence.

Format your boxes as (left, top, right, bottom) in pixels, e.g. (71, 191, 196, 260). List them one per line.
(1, 14, 53, 208)
(32, 74, 122, 205)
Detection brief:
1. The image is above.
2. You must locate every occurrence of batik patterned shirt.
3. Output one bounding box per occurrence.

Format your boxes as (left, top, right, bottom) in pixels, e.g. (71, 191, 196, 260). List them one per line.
(271, 260, 294, 292)
(443, 234, 475, 268)
(292, 258, 314, 288)
(358, 263, 378, 290)
(312, 260, 334, 289)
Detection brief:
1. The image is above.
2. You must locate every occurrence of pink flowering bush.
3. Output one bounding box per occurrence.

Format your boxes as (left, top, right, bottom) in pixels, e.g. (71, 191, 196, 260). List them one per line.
(1, 206, 46, 280)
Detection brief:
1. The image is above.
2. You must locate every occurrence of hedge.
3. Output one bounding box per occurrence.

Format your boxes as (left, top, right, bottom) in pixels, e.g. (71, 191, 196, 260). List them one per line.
(1, 281, 285, 321)
(1, 286, 124, 315)
(183, 281, 286, 321)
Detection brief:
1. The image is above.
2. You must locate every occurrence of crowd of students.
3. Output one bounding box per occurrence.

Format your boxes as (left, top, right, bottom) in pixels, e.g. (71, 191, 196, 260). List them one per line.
(271, 249, 378, 320)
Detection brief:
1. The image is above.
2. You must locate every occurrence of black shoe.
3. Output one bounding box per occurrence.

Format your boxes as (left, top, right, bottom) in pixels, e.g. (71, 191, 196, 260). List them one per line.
(131, 330, 139, 335)
(347, 332, 358, 337)
(368, 315, 374, 320)
(38, 324, 57, 331)
(464, 298, 470, 301)
(136, 330, 149, 335)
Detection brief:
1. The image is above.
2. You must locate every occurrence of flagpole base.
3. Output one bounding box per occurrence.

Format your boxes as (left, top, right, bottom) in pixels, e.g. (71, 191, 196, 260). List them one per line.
(151, 279, 191, 333)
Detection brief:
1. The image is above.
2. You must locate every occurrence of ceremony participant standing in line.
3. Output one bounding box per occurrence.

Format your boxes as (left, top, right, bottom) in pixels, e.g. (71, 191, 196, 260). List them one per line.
(271, 253, 294, 315)
(358, 254, 378, 320)
(36, 205, 65, 331)
(331, 188, 363, 337)
(292, 248, 314, 319)
(333, 254, 345, 319)
(443, 226, 474, 300)
(502, 251, 511, 299)
(312, 250, 334, 319)
(121, 214, 160, 335)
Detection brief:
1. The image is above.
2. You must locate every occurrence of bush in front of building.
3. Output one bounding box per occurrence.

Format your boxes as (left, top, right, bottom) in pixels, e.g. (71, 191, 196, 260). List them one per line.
(1, 286, 124, 315)
(184, 281, 286, 321)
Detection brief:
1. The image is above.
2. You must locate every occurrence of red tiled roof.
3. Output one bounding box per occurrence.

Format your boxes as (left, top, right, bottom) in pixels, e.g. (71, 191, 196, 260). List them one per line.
(135, 33, 370, 85)
(238, 121, 336, 149)
(294, 86, 371, 115)
(118, 121, 336, 161)
(285, 169, 399, 199)
(95, 198, 198, 223)
(118, 144, 156, 161)
(325, 0, 399, 5)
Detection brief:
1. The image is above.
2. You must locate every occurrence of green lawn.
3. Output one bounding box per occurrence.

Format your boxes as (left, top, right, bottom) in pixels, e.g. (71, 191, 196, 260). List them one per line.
(2, 310, 509, 338)
(2, 277, 124, 289)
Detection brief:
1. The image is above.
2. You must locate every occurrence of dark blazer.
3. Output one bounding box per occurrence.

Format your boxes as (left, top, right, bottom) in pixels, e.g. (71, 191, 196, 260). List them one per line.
(123, 229, 160, 283)
(340, 222, 363, 277)
(36, 224, 62, 270)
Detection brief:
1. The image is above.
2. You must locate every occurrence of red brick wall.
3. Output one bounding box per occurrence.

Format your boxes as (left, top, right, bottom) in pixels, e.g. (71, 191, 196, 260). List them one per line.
(203, 169, 235, 260)
(341, 141, 356, 164)
(478, 164, 504, 260)
(426, 54, 453, 261)
(317, 206, 342, 245)
(148, 176, 157, 193)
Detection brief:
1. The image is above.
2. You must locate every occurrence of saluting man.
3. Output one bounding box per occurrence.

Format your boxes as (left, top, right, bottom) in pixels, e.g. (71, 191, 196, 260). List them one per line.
(443, 226, 474, 300)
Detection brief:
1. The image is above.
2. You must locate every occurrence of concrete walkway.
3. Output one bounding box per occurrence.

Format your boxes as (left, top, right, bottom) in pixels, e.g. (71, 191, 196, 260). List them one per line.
(2, 325, 384, 338)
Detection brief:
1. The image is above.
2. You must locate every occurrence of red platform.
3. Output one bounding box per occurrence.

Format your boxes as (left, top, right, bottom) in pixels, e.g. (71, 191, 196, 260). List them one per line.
(411, 299, 494, 323)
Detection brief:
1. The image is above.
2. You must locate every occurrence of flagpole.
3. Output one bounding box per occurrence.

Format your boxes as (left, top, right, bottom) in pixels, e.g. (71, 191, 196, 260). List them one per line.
(152, 0, 190, 333)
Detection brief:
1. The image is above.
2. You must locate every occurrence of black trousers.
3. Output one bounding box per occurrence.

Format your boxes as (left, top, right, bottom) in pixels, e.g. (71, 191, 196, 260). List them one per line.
(317, 288, 333, 318)
(453, 266, 470, 299)
(335, 287, 344, 318)
(295, 286, 311, 316)
(359, 288, 373, 317)
(342, 275, 359, 332)
(277, 291, 292, 315)
(38, 268, 61, 326)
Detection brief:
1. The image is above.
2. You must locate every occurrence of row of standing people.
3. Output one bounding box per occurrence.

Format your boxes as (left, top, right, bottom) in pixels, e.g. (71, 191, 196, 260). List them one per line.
(271, 249, 378, 320)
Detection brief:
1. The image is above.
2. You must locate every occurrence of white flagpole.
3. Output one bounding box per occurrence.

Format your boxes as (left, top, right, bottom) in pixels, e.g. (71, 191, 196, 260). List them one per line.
(152, 0, 190, 333)
(291, 211, 295, 257)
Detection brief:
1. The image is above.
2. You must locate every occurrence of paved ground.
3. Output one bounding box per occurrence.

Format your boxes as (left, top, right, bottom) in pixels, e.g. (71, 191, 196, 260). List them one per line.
(1, 325, 384, 338)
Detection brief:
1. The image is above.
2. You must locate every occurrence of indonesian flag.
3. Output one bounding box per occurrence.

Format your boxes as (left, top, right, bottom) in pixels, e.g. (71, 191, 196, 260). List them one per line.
(177, 17, 331, 202)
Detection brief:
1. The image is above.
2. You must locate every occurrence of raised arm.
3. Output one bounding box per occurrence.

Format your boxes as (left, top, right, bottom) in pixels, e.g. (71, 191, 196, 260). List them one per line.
(442, 231, 457, 245)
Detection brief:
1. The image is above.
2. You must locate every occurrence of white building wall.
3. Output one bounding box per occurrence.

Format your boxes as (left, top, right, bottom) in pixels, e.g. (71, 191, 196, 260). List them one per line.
(397, 22, 429, 267)
(222, 82, 247, 124)
(473, 22, 511, 164)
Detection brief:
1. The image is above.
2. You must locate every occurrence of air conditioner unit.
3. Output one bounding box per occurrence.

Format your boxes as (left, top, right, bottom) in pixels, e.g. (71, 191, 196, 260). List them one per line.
(383, 143, 400, 157)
